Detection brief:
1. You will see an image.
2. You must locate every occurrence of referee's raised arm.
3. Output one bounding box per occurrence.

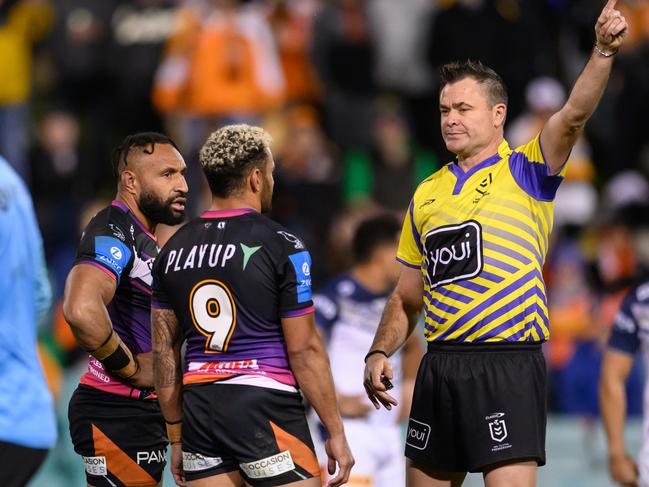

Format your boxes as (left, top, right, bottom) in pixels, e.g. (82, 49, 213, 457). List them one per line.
(540, 0, 628, 174)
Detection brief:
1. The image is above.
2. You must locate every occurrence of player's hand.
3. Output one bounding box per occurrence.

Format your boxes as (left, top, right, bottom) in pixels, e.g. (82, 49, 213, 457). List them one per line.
(363, 354, 398, 411)
(128, 352, 154, 389)
(609, 453, 638, 486)
(325, 432, 354, 487)
(170, 442, 186, 487)
(337, 394, 371, 418)
(595, 0, 628, 53)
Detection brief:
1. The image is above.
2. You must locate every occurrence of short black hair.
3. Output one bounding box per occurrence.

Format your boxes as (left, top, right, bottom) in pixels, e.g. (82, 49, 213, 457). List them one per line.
(112, 132, 180, 179)
(439, 60, 508, 107)
(353, 214, 402, 264)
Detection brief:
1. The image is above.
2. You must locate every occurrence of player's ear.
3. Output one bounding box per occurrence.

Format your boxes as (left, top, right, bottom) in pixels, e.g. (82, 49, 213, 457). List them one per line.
(493, 103, 507, 128)
(250, 167, 262, 194)
(120, 170, 138, 195)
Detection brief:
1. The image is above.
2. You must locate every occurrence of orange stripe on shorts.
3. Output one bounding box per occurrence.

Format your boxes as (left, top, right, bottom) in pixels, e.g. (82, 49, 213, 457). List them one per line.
(270, 421, 320, 477)
(92, 424, 157, 486)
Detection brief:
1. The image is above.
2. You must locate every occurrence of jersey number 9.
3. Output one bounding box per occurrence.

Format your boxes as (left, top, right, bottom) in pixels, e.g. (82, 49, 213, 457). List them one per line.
(189, 280, 237, 353)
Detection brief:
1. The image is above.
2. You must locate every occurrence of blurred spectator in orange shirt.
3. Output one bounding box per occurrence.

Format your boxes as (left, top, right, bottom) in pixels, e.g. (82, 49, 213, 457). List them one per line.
(154, 0, 285, 122)
(267, 0, 321, 104)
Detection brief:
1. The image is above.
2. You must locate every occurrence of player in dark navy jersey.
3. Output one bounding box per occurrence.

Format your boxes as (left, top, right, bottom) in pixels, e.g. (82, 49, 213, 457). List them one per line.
(63, 132, 188, 487)
(151, 124, 354, 487)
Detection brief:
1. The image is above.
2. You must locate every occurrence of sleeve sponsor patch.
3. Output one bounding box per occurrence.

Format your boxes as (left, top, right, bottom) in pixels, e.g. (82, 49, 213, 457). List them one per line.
(288, 251, 312, 303)
(94, 236, 132, 280)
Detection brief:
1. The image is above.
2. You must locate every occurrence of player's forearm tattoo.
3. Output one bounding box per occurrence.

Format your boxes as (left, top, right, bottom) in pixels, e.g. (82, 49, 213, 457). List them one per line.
(152, 308, 183, 388)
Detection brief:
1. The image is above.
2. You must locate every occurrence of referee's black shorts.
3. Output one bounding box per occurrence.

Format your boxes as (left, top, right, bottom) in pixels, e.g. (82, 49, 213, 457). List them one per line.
(405, 341, 546, 473)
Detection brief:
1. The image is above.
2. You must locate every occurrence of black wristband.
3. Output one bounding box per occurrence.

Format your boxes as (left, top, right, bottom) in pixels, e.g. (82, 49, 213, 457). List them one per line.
(101, 343, 132, 372)
(364, 349, 388, 363)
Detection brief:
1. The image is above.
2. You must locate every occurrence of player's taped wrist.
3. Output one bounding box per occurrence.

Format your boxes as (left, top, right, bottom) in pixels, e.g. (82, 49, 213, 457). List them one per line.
(364, 349, 389, 363)
(89, 330, 139, 379)
(165, 420, 182, 444)
(594, 43, 618, 57)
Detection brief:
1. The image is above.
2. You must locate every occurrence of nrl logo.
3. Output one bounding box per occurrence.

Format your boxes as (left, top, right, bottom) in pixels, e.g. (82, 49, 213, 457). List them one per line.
(486, 412, 507, 442)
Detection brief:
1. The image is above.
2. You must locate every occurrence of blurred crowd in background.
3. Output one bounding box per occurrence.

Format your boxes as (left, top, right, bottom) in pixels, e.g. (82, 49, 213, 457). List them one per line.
(2, 0, 649, 480)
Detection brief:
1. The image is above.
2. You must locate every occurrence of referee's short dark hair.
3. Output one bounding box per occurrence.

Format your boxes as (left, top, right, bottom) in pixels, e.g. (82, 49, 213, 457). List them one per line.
(353, 214, 402, 264)
(112, 132, 180, 179)
(439, 60, 508, 107)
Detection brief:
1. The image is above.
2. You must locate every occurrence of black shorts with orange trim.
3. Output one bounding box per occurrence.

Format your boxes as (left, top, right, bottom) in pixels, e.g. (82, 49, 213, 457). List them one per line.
(68, 385, 167, 487)
(182, 383, 320, 486)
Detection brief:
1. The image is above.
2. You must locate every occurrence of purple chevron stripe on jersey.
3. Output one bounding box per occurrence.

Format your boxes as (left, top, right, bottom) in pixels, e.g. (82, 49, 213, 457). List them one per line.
(532, 305, 547, 339)
(483, 225, 543, 264)
(425, 291, 460, 314)
(483, 256, 519, 274)
(454, 284, 547, 342)
(499, 317, 537, 342)
(453, 279, 490, 293)
(434, 286, 474, 304)
(475, 270, 505, 283)
(533, 302, 550, 329)
(408, 199, 424, 254)
(425, 307, 447, 325)
(435, 269, 542, 341)
(397, 257, 420, 269)
(483, 240, 532, 265)
(474, 301, 545, 341)
(424, 321, 439, 334)
(508, 151, 563, 202)
(151, 299, 171, 309)
(452, 283, 547, 342)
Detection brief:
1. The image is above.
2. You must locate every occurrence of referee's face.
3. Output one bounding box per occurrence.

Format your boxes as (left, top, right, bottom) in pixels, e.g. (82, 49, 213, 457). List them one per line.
(440, 77, 504, 160)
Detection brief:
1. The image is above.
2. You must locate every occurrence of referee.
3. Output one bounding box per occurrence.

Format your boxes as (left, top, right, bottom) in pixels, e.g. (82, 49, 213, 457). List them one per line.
(364, 1, 628, 486)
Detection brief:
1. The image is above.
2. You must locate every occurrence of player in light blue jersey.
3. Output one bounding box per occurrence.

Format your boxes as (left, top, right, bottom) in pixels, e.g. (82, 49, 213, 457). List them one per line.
(0, 156, 56, 487)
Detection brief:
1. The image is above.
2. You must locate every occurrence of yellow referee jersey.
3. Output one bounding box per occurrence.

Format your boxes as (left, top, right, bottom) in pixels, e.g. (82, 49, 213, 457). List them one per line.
(397, 135, 566, 343)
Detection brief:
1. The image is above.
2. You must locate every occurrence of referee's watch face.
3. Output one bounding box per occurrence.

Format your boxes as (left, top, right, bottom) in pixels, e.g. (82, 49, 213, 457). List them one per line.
(440, 77, 506, 160)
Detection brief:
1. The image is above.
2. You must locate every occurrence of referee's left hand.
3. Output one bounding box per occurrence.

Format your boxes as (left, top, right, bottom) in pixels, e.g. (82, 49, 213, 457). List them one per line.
(363, 354, 398, 411)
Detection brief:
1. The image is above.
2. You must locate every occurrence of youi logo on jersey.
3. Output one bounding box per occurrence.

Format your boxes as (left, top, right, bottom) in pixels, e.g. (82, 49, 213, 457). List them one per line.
(423, 220, 483, 289)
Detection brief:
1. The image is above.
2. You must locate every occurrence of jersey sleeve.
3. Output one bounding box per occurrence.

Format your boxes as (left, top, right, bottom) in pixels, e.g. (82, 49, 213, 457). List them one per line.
(607, 290, 641, 355)
(74, 219, 133, 284)
(508, 133, 567, 202)
(313, 288, 339, 335)
(396, 198, 424, 268)
(275, 231, 315, 317)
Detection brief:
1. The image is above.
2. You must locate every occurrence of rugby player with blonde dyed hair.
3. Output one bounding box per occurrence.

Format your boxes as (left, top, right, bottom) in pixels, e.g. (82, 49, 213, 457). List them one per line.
(152, 124, 354, 487)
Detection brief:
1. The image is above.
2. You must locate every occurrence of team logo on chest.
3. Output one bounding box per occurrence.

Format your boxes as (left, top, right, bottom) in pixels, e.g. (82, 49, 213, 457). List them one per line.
(423, 220, 483, 289)
(473, 173, 493, 204)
